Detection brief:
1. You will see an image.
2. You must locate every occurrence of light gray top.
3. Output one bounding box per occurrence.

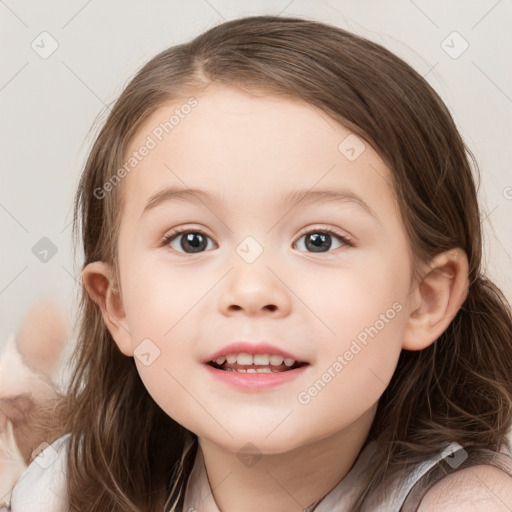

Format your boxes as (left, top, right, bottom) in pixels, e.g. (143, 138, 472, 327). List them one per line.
(181, 436, 446, 512)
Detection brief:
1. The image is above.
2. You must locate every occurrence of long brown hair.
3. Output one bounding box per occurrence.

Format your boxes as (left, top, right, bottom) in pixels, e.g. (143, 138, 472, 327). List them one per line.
(44, 15, 512, 511)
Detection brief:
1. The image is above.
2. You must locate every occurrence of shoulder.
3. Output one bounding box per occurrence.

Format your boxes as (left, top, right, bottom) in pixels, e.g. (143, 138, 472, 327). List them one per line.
(10, 433, 71, 511)
(418, 464, 512, 511)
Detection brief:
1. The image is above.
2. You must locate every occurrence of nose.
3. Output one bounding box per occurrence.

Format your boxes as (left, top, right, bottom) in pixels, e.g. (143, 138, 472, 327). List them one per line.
(218, 259, 292, 318)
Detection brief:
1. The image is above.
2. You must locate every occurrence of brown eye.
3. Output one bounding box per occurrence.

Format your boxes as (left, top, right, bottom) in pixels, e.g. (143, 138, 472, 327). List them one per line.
(294, 229, 351, 253)
(164, 230, 216, 254)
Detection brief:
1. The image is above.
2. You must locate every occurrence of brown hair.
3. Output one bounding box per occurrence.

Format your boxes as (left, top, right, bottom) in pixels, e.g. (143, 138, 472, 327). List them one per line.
(45, 15, 512, 511)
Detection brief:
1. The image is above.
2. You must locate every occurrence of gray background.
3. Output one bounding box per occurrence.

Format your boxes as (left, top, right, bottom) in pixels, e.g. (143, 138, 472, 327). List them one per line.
(1, 0, 511, 350)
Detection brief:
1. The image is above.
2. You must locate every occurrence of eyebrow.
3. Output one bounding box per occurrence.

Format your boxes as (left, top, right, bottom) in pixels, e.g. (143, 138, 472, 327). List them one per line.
(141, 186, 376, 219)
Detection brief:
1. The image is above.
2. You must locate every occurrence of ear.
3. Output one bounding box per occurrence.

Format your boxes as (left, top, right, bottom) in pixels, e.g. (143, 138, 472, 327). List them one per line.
(81, 261, 133, 357)
(402, 248, 469, 351)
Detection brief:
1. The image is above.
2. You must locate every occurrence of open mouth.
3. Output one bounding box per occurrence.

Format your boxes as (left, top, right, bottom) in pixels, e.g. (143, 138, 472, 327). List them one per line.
(207, 358, 308, 373)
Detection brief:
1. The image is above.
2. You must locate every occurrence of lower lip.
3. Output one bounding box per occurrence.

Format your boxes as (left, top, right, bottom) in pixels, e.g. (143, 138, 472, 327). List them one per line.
(204, 363, 309, 391)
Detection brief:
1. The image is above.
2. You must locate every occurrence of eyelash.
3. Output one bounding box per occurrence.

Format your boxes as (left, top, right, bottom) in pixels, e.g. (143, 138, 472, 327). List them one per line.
(160, 225, 354, 254)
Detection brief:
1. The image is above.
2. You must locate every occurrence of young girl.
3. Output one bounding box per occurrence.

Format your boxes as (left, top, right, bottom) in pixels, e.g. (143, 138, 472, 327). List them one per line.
(7, 15, 512, 511)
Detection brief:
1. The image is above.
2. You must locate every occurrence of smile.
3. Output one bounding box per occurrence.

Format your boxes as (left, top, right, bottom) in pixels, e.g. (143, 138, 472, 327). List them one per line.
(208, 352, 308, 373)
(205, 355, 309, 392)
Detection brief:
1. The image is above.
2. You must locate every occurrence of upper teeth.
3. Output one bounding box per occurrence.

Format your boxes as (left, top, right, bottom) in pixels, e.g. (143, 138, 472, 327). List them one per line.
(214, 353, 297, 367)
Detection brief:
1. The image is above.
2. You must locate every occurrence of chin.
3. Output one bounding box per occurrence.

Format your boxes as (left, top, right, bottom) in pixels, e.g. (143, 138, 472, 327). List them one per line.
(198, 426, 305, 456)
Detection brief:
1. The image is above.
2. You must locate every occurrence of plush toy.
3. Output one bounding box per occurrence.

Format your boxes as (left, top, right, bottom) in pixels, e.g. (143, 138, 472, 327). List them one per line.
(0, 302, 68, 510)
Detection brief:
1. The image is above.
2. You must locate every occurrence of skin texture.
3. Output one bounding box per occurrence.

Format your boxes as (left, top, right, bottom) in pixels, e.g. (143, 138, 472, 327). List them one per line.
(418, 465, 512, 511)
(83, 83, 471, 512)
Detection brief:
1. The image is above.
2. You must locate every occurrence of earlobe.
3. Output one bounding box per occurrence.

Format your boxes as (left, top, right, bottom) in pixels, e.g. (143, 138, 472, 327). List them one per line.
(402, 248, 469, 351)
(81, 261, 133, 357)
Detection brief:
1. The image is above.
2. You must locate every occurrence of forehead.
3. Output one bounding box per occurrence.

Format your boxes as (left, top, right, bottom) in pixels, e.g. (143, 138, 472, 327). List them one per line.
(120, 83, 394, 218)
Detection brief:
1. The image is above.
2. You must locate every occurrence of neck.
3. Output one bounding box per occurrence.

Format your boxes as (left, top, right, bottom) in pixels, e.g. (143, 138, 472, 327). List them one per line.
(198, 403, 377, 512)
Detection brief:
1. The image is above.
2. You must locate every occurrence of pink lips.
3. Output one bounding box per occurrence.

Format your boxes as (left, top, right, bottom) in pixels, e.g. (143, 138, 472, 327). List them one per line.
(204, 341, 305, 364)
(204, 361, 309, 391)
(203, 341, 309, 392)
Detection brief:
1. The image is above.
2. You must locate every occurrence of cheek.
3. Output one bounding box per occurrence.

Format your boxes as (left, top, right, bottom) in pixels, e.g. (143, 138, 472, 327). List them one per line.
(300, 256, 410, 395)
(297, 303, 406, 406)
(134, 355, 190, 410)
(121, 261, 208, 422)
(302, 255, 409, 346)
(122, 258, 203, 341)
(294, 298, 406, 437)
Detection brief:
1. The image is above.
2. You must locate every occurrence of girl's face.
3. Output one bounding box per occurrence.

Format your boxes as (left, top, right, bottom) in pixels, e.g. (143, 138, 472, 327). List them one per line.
(110, 84, 418, 454)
